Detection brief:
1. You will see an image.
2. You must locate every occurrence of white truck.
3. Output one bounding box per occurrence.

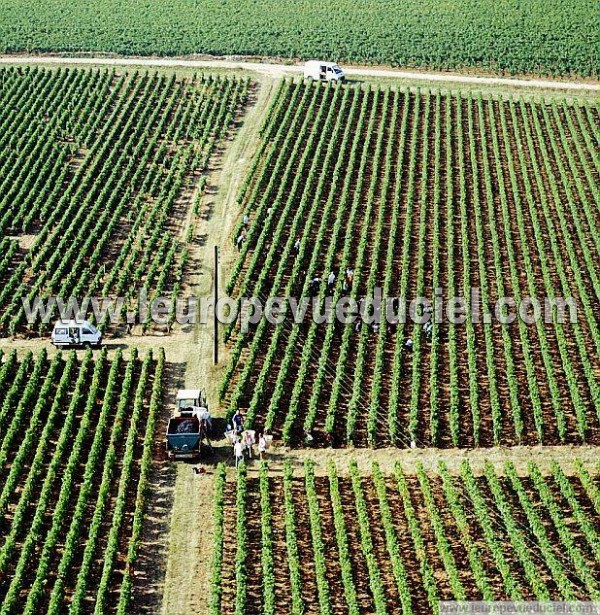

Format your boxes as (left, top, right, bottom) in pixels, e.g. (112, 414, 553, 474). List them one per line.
(304, 61, 345, 82)
(51, 320, 102, 348)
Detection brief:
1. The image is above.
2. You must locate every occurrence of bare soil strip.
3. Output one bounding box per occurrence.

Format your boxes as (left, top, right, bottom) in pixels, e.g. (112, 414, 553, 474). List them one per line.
(159, 76, 278, 615)
(0, 55, 598, 92)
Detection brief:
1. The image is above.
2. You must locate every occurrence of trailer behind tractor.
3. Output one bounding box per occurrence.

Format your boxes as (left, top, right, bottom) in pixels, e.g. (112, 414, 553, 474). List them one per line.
(166, 389, 212, 460)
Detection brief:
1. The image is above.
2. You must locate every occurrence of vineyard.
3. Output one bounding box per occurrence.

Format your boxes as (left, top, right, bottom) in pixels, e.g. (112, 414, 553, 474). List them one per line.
(0, 0, 599, 76)
(0, 50, 598, 615)
(0, 66, 249, 336)
(0, 347, 164, 614)
(222, 80, 600, 449)
(210, 460, 600, 614)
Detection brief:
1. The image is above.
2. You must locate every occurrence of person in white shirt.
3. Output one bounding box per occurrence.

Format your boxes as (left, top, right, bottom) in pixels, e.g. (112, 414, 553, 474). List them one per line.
(198, 407, 212, 429)
(258, 433, 267, 460)
(234, 441, 244, 468)
(192, 405, 210, 421)
(327, 271, 336, 292)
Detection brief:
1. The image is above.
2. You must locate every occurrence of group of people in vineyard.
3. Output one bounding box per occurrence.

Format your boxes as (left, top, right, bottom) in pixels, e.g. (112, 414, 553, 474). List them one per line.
(227, 409, 269, 468)
(236, 214, 252, 249)
(256, 223, 439, 346)
(308, 268, 354, 296)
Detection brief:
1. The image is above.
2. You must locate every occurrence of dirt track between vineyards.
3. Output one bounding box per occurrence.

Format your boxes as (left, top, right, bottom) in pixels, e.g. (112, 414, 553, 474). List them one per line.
(0, 54, 599, 92)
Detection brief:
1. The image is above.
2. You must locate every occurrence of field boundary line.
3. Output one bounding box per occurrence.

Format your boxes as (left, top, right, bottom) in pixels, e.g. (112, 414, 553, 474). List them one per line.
(0, 55, 598, 91)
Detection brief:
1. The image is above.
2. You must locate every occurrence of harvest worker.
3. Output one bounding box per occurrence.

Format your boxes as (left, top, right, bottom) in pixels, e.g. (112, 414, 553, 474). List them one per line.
(243, 430, 255, 459)
(243, 214, 250, 227)
(192, 405, 212, 430)
(232, 409, 244, 434)
(234, 440, 244, 468)
(294, 238, 301, 256)
(343, 268, 353, 291)
(236, 234, 244, 250)
(328, 271, 336, 292)
(424, 321, 433, 340)
(309, 277, 321, 296)
(405, 337, 413, 351)
(258, 433, 267, 460)
(224, 423, 235, 444)
(345, 268, 354, 288)
(199, 406, 212, 430)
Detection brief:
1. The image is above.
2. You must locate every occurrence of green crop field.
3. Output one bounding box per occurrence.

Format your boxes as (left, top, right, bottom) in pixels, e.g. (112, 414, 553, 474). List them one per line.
(0, 348, 164, 615)
(210, 460, 600, 613)
(222, 80, 600, 449)
(0, 67, 249, 336)
(0, 0, 598, 76)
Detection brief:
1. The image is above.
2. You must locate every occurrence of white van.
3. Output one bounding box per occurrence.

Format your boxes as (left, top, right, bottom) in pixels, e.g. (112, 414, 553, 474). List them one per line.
(304, 61, 345, 82)
(51, 320, 102, 348)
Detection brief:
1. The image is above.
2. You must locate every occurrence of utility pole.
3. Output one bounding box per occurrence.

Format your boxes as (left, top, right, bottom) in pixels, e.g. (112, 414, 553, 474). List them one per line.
(214, 245, 219, 365)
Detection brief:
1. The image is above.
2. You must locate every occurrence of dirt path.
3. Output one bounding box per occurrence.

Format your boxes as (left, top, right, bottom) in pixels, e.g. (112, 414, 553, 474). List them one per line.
(264, 443, 600, 476)
(159, 76, 276, 615)
(174, 434, 600, 477)
(0, 54, 598, 92)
